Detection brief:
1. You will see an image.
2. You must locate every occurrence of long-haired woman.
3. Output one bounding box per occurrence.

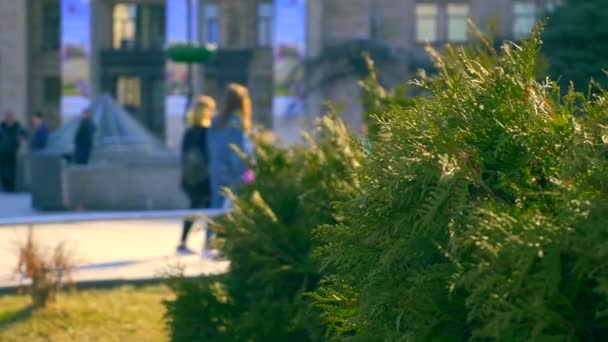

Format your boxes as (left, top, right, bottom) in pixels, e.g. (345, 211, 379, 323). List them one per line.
(208, 83, 253, 208)
(205, 84, 253, 256)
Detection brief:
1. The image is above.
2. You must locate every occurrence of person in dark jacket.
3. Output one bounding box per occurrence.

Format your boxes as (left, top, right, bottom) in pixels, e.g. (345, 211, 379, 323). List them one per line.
(73, 109, 96, 165)
(0, 111, 26, 192)
(29, 112, 49, 151)
(177, 95, 216, 254)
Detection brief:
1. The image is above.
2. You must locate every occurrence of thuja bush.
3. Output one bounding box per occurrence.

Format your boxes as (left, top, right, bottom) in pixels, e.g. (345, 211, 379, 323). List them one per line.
(311, 28, 608, 340)
(359, 54, 414, 142)
(164, 114, 363, 341)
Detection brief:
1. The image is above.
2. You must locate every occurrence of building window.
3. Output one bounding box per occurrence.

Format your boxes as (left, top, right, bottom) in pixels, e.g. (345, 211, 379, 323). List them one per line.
(203, 4, 219, 45)
(416, 4, 439, 43)
(257, 3, 273, 47)
(116, 77, 142, 109)
(513, 2, 537, 39)
(44, 77, 61, 104)
(113, 4, 139, 49)
(447, 4, 469, 42)
(148, 5, 166, 49)
(43, 1, 60, 50)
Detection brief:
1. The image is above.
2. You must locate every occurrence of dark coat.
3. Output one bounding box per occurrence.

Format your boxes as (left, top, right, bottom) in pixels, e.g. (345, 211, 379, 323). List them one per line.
(181, 126, 211, 196)
(0, 121, 26, 155)
(30, 124, 49, 151)
(74, 118, 96, 148)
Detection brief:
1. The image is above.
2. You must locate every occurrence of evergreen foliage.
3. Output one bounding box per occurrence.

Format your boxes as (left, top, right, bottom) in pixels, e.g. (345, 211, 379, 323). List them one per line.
(543, 0, 608, 90)
(358, 54, 414, 142)
(165, 23, 608, 341)
(313, 29, 608, 340)
(164, 114, 363, 341)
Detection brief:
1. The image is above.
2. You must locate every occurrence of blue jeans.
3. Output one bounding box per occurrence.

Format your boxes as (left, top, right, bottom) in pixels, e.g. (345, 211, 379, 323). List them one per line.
(208, 184, 232, 248)
(211, 183, 232, 209)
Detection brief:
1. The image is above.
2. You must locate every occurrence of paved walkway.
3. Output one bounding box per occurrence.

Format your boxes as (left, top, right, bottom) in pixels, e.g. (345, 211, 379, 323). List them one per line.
(0, 194, 229, 289)
(0, 193, 35, 217)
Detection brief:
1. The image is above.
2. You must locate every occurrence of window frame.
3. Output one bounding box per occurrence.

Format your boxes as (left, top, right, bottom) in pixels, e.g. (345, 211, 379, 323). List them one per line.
(42, 1, 61, 50)
(512, 1, 538, 40)
(112, 3, 140, 49)
(257, 3, 273, 48)
(446, 3, 470, 43)
(203, 3, 219, 45)
(148, 4, 166, 49)
(415, 3, 439, 43)
(43, 76, 61, 105)
(116, 76, 142, 108)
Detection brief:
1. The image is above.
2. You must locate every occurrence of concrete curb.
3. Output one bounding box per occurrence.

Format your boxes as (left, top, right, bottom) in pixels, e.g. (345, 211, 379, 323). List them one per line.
(0, 276, 189, 295)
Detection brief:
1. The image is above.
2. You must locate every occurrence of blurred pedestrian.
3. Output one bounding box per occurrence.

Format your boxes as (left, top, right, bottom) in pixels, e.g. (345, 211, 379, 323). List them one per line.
(177, 95, 216, 255)
(0, 111, 26, 192)
(206, 83, 253, 256)
(73, 109, 96, 165)
(29, 112, 49, 152)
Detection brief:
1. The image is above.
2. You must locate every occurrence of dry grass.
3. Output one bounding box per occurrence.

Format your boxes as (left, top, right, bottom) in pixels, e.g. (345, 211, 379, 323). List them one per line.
(15, 226, 75, 308)
(0, 285, 172, 342)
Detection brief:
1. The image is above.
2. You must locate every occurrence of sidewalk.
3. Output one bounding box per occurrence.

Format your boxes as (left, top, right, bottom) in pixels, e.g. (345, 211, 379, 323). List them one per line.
(0, 193, 35, 217)
(0, 194, 229, 290)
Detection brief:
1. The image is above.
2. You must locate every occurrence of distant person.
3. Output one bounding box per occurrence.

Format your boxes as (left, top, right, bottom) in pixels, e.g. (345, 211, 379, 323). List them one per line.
(0, 111, 26, 192)
(29, 112, 49, 152)
(205, 84, 253, 257)
(73, 109, 96, 165)
(177, 95, 216, 255)
(209, 83, 253, 208)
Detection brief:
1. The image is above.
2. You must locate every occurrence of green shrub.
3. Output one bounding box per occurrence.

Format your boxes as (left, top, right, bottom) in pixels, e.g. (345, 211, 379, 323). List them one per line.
(164, 114, 363, 341)
(359, 54, 414, 142)
(310, 27, 608, 340)
(452, 87, 608, 341)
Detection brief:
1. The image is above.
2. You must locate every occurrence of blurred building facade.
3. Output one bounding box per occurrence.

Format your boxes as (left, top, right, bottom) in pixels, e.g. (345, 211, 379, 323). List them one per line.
(91, 0, 166, 136)
(199, 0, 554, 134)
(0, 0, 165, 135)
(0, 0, 553, 138)
(0, 0, 61, 128)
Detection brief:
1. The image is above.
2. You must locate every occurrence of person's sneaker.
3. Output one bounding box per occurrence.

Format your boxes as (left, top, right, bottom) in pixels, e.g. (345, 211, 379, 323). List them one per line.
(201, 249, 222, 260)
(176, 245, 196, 255)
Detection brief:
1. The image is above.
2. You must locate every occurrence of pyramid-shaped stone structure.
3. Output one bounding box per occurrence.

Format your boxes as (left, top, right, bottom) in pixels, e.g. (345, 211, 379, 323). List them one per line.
(45, 95, 173, 164)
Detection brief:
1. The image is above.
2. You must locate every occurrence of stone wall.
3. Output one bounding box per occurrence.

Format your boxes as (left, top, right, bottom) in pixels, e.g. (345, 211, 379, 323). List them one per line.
(66, 164, 188, 210)
(30, 153, 189, 211)
(323, 0, 371, 44)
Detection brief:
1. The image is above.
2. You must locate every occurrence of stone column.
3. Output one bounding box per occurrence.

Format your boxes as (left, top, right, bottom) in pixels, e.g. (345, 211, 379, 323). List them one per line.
(90, 0, 111, 98)
(0, 0, 29, 123)
(305, 0, 324, 124)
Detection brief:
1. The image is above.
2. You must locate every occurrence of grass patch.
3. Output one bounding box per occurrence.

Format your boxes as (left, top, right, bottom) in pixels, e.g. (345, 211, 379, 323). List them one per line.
(0, 285, 172, 342)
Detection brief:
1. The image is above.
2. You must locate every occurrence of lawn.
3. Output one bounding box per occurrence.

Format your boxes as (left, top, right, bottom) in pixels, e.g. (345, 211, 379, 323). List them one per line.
(0, 285, 172, 342)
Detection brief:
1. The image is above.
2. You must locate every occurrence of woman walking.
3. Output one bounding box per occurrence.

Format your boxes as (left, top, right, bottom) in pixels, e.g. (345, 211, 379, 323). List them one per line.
(177, 95, 216, 254)
(206, 84, 253, 256)
(209, 83, 252, 207)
